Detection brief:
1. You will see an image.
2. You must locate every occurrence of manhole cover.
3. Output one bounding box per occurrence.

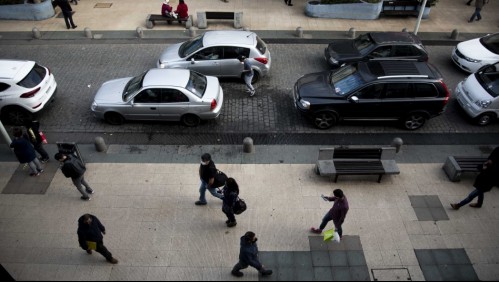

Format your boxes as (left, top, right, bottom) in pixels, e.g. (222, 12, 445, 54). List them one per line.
(94, 3, 113, 8)
(372, 268, 411, 281)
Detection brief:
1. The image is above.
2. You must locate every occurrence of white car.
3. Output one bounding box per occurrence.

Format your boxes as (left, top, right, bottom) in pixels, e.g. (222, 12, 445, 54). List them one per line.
(0, 60, 57, 125)
(455, 62, 499, 126)
(451, 33, 499, 73)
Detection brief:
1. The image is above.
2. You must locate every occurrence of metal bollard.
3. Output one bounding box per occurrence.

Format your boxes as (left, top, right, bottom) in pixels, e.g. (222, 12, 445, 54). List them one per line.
(136, 27, 144, 38)
(296, 27, 303, 38)
(84, 27, 93, 39)
(243, 137, 254, 153)
(348, 28, 356, 39)
(391, 137, 404, 153)
(188, 26, 196, 37)
(32, 27, 41, 39)
(450, 29, 459, 40)
(94, 136, 107, 153)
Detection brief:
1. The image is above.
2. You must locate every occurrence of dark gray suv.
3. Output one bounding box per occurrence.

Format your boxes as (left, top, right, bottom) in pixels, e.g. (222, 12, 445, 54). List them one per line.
(294, 60, 450, 130)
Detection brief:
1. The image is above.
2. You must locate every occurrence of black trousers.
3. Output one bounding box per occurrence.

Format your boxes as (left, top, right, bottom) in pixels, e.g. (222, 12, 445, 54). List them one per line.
(33, 142, 49, 160)
(222, 206, 236, 223)
(95, 241, 113, 261)
(63, 12, 76, 28)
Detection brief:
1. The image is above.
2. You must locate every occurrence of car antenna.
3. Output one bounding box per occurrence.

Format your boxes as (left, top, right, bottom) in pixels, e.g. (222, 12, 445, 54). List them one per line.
(246, 32, 255, 38)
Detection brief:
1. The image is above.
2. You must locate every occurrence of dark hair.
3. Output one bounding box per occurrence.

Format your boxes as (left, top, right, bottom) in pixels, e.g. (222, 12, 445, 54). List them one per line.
(83, 214, 91, 221)
(201, 153, 211, 162)
(333, 189, 344, 198)
(179, 0, 185, 3)
(12, 127, 23, 138)
(244, 231, 256, 241)
(237, 55, 246, 62)
(54, 153, 65, 161)
(226, 178, 239, 194)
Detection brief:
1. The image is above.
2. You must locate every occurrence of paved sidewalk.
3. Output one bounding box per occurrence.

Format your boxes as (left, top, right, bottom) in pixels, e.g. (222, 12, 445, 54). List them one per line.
(0, 144, 498, 280)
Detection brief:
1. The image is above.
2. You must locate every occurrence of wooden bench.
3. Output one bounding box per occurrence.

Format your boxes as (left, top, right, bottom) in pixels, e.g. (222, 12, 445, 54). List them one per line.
(316, 147, 400, 183)
(146, 14, 190, 29)
(442, 156, 487, 182)
(381, 0, 420, 17)
(197, 11, 243, 29)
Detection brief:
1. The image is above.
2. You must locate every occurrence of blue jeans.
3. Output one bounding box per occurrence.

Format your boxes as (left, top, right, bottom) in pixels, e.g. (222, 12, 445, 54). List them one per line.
(244, 74, 255, 92)
(198, 179, 223, 203)
(469, 7, 482, 21)
(458, 188, 484, 207)
(319, 213, 343, 238)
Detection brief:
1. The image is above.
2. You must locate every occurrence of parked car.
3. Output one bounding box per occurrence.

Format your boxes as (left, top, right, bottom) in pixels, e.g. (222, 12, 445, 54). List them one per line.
(324, 32, 428, 68)
(157, 30, 271, 83)
(451, 33, 499, 73)
(294, 60, 450, 130)
(455, 62, 499, 126)
(0, 59, 57, 125)
(91, 69, 223, 126)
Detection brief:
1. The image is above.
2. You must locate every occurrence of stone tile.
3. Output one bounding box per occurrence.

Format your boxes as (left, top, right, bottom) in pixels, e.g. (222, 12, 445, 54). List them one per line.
(146, 267, 168, 281)
(449, 249, 472, 265)
(311, 251, 330, 267)
(349, 266, 371, 281)
(415, 250, 436, 266)
(293, 251, 313, 268)
(404, 221, 424, 235)
(420, 265, 443, 281)
(313, 267, 333, 281)
(380, 249, 402, 266)
(439, 264, 479, 281)
(329, 251, 348, 267)
(429, 208, 449, 221)
(331, 267, 351, 281)
(420, 221, 441, 235)
(309, 236, 329, 251)
(276, 267, 296, 281)
(295, 266, 315, 281)
(276, 252, 294, 268)
(406, 265, 426, 282)
(424, 196, 444, 208)
(372, 268, 411, 281)
(413, 208, 434, 221)
(409, 235, 430, 249)
(259, 252, 278, 268)
(342, 236, 363, 251)
(346, 251, 367, 267)
(398, 249, 419, 266)
(432, 249, 455, 265)
(409, 196, 428, 208)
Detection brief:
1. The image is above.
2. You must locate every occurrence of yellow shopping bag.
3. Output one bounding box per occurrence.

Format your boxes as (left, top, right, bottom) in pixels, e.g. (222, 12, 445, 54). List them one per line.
(323, 228, 335, 242)
(86, 241, 97, 250)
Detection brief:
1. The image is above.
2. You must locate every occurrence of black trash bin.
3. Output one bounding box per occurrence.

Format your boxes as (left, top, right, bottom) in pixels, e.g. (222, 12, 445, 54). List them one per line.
(56, 142, 84, 165)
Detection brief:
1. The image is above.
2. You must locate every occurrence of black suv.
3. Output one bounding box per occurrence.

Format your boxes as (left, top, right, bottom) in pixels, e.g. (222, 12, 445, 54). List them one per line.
(294, 60, 450, 130)
(324, 32, 429, 68)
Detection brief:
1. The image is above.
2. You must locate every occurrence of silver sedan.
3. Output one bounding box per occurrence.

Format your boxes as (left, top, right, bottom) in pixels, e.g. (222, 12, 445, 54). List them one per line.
(91, 69, 223, 126)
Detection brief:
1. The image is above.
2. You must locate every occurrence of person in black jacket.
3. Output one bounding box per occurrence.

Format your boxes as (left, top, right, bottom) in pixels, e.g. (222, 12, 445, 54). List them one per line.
(55, 152, 94, 201)
(10, 127, 44, 177)
(222, 178, 239, 227)
(451, 146, 499, 209)
(77, 214, 118, 264)
(232, 232, 272, 277)
(24, 120, 49, 163)
(54, 0, 77, 29)
(195, 153, 224, 205)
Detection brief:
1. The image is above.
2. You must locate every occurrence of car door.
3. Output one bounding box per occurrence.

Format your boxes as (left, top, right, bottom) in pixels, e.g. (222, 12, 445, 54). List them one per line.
(219, 46, 250, 77)
(159, 88, 190, 121)
(393, 45, 425, 60)
(343, 83, 384, 119)
(129, 88, 163, 120)
(378, 83, 414, 118)
(188, 46, 223, 76)
(367, 46, 394, 60)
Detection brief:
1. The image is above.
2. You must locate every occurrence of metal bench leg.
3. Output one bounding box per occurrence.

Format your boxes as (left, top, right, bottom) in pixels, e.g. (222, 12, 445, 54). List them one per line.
(377, 174, 382, 183)
(334, 175, 339, 183)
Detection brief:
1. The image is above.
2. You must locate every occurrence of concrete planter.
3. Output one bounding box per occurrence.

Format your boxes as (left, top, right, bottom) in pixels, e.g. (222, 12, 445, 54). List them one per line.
(0, 0, 55, 21)
(305, 0, 383, 20)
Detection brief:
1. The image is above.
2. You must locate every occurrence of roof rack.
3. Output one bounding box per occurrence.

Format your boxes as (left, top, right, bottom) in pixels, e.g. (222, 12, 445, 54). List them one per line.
(377, 75, 429, 79)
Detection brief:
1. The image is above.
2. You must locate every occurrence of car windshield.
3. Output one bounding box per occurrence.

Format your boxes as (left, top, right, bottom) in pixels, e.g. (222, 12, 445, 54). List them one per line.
(480, 34, 499, 55)
(477, 64, 499, 98)
(353, 34, 374, 55)
(179, 35, 204, 58)
(186, 71, 207, 98)
(256, 35, 267, 55)
(329, 65, 365, 96)
(123, 72, 146, 101)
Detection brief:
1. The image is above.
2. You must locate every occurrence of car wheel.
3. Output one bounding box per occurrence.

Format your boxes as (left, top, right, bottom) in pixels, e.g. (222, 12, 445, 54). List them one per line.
(3, 107, 33, 125)
(313, 111, 338, 129)
(402, 113, 427, 130)
(251, 72, 260, 84)
(475, 113, 495, 126)
(181, 114, 201, 127)
(104, 112, 124, 125)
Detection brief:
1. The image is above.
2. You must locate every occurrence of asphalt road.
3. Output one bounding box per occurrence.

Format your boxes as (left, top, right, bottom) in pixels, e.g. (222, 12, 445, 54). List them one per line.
(0, 42, 498, 145)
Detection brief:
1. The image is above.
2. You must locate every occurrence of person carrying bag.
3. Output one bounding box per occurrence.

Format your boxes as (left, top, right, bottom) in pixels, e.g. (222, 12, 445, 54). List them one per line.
(222, 178, 240, 227)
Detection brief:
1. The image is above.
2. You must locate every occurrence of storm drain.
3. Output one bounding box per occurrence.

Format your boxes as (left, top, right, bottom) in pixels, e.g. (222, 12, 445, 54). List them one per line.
(372, 268, 411, 281)
(94, 3, 113, 8)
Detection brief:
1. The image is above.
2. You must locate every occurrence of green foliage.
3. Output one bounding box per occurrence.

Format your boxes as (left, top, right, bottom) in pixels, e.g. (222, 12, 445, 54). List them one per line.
(320, 0, 382, 4)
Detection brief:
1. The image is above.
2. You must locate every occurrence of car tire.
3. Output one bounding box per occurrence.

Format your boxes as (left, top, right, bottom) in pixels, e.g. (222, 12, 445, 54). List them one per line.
(475, 113, 496, 126)
(104, 112, 124, 125)
(402, 113, 427, 130)
(313, 111, 338, 129)
(181, 114, 201, 127)
(251, 71, 260, 84)
(2, 107, 33, 125)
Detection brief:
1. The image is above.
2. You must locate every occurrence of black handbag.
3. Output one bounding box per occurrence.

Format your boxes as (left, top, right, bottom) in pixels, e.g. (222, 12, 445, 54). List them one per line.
(234, 197, 247, 215)
(213, 170, 228, 188)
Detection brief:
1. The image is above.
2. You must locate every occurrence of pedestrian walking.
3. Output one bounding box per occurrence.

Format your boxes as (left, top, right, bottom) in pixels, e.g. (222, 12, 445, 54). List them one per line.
(77, 214, 118, 264)
(451, 146, 499, 209)
(311, 189, 349, 239)
(10, 127, 44, 177)
(284, 0, 293, 6)
(231, 231, 273, 277)
(174, 0, 189, 20)
(195, 153, 224, 206)
(222, 178, 239, 227)
(466, 0, 473, 6)
(55, 152, 94, 201)
(24, 120, 49, 163)
(53, 0, 77, 29)
(238, 55, 255, 97)
(468, 0, 489, 22)
(161, 0, 174, 18)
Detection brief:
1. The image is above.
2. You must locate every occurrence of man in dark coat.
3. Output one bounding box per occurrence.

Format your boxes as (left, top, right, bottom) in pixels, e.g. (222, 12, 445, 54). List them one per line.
(54, 0, 77, 29)
(10, 127, 44, 177)
(451, 146, 499, 209)
(195, 153, 223, 206)
(77, 214, 118, 264)
(311, 189, 349, 238)
(55, 152, 94, 201)
(231, 232, 272, 277)
(468, 0, 489, 22)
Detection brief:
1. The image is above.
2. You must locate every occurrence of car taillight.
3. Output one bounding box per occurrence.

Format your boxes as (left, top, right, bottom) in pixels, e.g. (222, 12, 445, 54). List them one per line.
(47, 67, 51, 76)
(440, 80, 450, 106)
(211, 99, 217, 110)
(254, 57, 268, 64)
(20, 87, 40, 98)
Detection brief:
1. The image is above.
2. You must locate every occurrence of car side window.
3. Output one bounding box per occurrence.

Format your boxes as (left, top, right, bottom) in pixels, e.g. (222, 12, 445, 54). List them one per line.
(413, 83, 438, 98)
(0, 82, 10, 92)
(383, 83, 411, 99)
(370, 46, 393, 58)
(134, 89, 161, 103)
(354, 84, 384, 99)
(162, 89, 189, 103)
(223, 47, 250, 59)
(192, 47, 222, 61)
(394, 45, 420, 57)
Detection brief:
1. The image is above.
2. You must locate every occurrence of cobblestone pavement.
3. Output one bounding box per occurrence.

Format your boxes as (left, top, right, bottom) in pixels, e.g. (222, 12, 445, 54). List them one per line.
(0, 42, 498, 145)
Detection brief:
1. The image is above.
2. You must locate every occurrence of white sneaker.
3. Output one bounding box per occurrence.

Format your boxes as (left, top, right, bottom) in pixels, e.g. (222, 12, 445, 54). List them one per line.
(249, 91, 256, 97)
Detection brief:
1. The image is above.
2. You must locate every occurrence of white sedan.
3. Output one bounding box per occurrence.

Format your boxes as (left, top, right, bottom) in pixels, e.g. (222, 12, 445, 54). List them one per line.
(451, 33, 499, 73)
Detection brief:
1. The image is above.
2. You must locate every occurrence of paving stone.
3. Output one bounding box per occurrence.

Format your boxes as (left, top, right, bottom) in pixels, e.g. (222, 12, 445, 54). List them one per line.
(425, 196, 444, 208)
(260, 252, 278, 268)
(429, 208, 449, 221)
(432, 249, 455, 265)
(420, 265, 443, 281)
(293, 252, 313, 268)
(295, 266, 315, 281)
(329, 251, 348, 267)
(313, 267, 333, 281)
(439, 264, 479, 281)
(413, 208, 434, 221)
(372, 268, 411, 281)
(415, 250, 437, 266)
(349, 266, 371, 281)
(342, 236, 363, 251)
(309, 236, 329, 251)
(276, 252, 294, 268)
(277, 267, 296, 281)
(347, 251, 367, 267)
(449, 249, 471, 265)
(311, 251, 331, 267)
(331, 267, 351, 281)
(410, 196, 428, 208)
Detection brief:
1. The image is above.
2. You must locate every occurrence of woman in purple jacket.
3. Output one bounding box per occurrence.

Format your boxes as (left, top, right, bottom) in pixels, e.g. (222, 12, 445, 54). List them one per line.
(311, 189, 349, 238)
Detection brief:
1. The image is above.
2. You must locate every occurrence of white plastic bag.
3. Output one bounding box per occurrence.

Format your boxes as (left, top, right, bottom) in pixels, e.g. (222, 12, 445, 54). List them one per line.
(333, 232, 341, 243)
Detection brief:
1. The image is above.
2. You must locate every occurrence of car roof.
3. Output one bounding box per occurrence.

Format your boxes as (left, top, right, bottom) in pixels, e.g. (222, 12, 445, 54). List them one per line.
(361, 60, 439, 80)
(202, 30, 255, 47)
(0, 59, 35, 81)
(369, 32, 422, 45)
(143, 68, 191, 87)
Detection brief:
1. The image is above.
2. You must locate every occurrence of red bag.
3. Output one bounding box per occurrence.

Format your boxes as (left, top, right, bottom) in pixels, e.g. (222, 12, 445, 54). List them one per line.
(39, 131, 48, 144)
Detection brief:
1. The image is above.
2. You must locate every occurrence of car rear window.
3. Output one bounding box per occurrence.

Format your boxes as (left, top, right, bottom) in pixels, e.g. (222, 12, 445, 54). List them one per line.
(186, 71, 207, 98)
(17, 63, 46, 89)
(255, 36, 267, 55)
(413, 83, 438, 98)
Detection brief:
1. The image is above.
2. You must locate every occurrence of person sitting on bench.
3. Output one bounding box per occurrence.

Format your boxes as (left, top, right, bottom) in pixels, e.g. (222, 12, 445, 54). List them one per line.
(174, 0, 189, 20)
(161, 0, 175, 18)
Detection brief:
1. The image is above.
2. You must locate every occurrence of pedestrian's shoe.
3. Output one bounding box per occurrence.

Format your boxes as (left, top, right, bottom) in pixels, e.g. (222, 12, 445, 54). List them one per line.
(107, 258, 118, 264)
(87, 189, 95, 194)
(310, 227, 322, 234)
(81, 196, 91, 201)
(38, 169, 44, 173)
(469, 203, 482, 208)
(195, 201, 207, 206)
(231, 270, 244, 277)
(40, 158, 49, 163)
(261, 269, 273, 276)
(86, 249, 92, 254)
(468, 19, 473, 23)
(227, 221, 237, 228)
(226, 220, 231, 224)
(249, 90, 256, 97)
(450, 203, 460, 210)
(72, 26, 78, 29)
(30, 172, 40, 177)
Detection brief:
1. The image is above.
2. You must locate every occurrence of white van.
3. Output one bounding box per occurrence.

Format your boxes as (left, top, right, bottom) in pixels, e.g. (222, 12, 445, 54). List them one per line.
(455, 62, 499, 126)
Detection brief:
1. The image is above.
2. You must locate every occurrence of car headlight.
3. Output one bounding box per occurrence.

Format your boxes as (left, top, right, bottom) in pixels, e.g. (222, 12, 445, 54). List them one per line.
(91, 101, 98, 111)
(300, 99, 311, 109)
(463, 56, 481, 63)
(475, 100, 492, 108)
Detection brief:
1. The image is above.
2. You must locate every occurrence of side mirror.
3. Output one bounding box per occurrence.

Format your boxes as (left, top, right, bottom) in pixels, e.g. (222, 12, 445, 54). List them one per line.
(191, 58, 195, 64)
(349, 96, 359, 103)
